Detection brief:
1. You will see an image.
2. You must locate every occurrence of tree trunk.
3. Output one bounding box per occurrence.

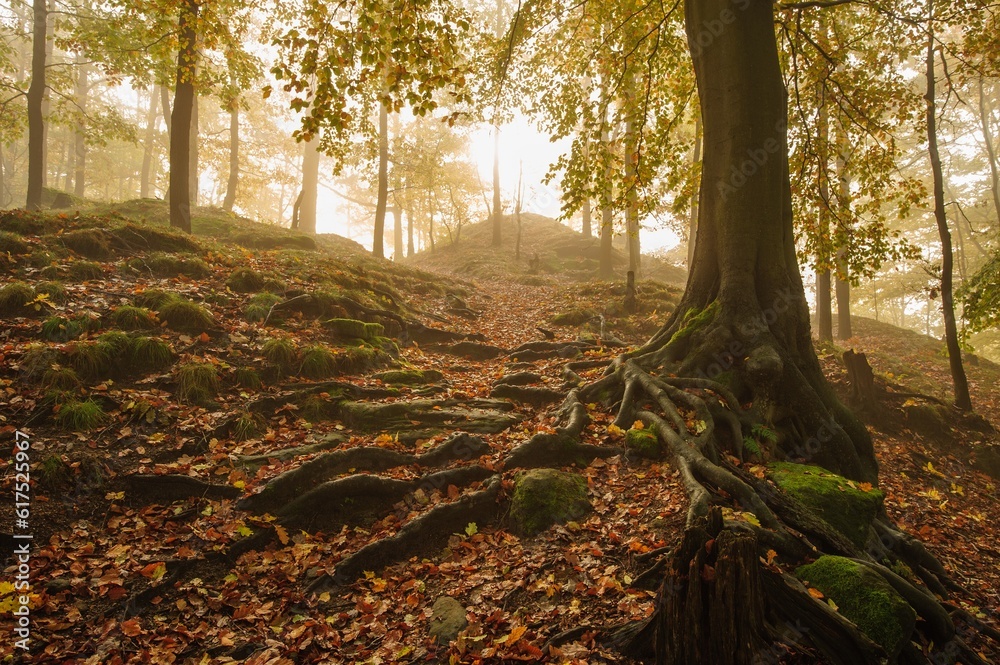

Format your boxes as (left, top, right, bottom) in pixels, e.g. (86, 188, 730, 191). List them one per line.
(624, 82, 641, 278)
(299, 138, 320, 234)
(40, 0, 53, 189)
(188, 91, 199, 207)
(925, 15, 972, 411)
(73, 58, 89, 199)
(25, 0, 46, 211)
(160, 85, 172, 133)
(491, 125, 502, 246)
(222, 97, 239, 212)
(835, 256, 852, 339)
(373, 98, 389, 258)
(407, 204, 415, 257)
(581, 129, 593, 238)
(835, 126, 852, 339)
(599, 86, 614, 280)
(687, 116, 701, 271)
(816, 87, 833, 342)
(978, 77, 1000, 226)
(168, 1, 198, 233)
(392, 207, 402, 260)
(140, 88, 159, 198)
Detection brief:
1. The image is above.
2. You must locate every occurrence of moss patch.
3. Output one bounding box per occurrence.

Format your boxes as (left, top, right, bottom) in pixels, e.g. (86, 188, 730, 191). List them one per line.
(796, 556, 916, 659)
(551, 308, 596, 327)
(0, 231, 30, 254)
(510, 469, 592, 536)
(768, 462, 883, 548)
(373, 369, 445, 385)
(625, 427, 661, 459)
(158, 299, 214, 331)
(0, 281, 36, 316)
(668, 301, 720, 346)
(174, 362, 220, 405)
(109, 306, 158, 331)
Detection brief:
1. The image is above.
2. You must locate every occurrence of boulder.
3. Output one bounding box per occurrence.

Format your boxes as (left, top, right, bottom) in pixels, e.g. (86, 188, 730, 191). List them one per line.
(510, 469, 592, 536)
(429, 596, 467, 644)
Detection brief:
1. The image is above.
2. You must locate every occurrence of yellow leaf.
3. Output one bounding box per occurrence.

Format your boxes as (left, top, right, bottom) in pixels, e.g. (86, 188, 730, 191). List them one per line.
(632, 420, 645, 430)
(859, 482, 874, 492)
(827, 598, 839, 611)
(275, 524, 290, 545)
(765, 549, 778, 565)
(503, 624, 527, 645)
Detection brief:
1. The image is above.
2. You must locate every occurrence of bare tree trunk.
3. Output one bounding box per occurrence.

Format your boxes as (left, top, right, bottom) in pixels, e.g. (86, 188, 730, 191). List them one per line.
(392, 207, 402, 260)
(624, 76, 641, 278)
(40, 0, 53, 190)
(299, 138, 320, 234)
(373, 97, 389, 258)
(599, 81, 614, 279)
(407, 203, 415, 257)
(687, 115, 701, 271)
(835, 121, 852, 339)
(492, 125, 502, 246)
(188, 92, 199, 207)
(73, 58, 89, 198)
(160, 85, 172, 133)
(222, 96, 239, 212)
(925, 11, 971, 411)
(168, 1, 198, 233)
(978, 77, 1000, 226)
(816, 83, 833, 341)
(581, 129, 593, 238)
(140, 88, 159, 198)
(25, 0, 46, 210)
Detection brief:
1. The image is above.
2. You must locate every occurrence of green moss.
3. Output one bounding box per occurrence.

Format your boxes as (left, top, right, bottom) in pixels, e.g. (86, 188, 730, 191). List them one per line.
(61, 228, 113, 259)
(226, 268, 266, 292)
(373, 369, 445, 385)
(363, 322, 384, 339)
(142, 252, 211, 278)
(28, 250, 59, 268)
(158, 299, 214, 331)
(97, 330, 134, 358)
(300, 395, 338, 422)
(109, 305, 158, 331)
(262, 337, 298, 370)
(41, 316, 84, 342)
(510, 469, 592, 536)
(625, 427, 661, 459)
(130, 337, 173, 371)
(768, 462, 883, 548)
(236, 367, 263, 390)
(0, 231, 30, 254)
(325, 318, 369, 339)
(20, 344, 59, 380)
(245, 292, 282, 323)
(56, 398, 109, 431)
(134, 288, 178, 310)
(174, 362, 220, 404)
(796, 556, 916, 659)
(68, 260, 104, 281)
(299, 344, 338, 379)
(338, 345, 390, 374)
(69, 342, 112, 381)
(551, 308, 596, 326)
(0, 281, 36, 316)
(35, 281, 68, 304)
(42, 366, 80, 390)
(667, 301, 720, 346)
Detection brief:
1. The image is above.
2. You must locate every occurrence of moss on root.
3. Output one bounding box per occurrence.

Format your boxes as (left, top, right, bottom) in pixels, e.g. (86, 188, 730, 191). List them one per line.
(768, 462, 883, 548)
(373, 369, 445, 385)
(625, 427, 661, 459)
(667, 301, 720, 347)
(551, 308, 597, 327)
(796, 556, 916, 659)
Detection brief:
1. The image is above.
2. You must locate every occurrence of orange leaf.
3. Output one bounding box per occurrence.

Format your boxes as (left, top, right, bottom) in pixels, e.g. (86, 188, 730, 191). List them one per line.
(275, 524, 290, 545)
(859, 482, 874, 492)
(506, 624, 528, 645)
(807, 587, 824, 599)
(632, 420, 645, 430)
(199, 332, 210, 343)
(121, 618, 142, 636)
(765, 549, 778, 565)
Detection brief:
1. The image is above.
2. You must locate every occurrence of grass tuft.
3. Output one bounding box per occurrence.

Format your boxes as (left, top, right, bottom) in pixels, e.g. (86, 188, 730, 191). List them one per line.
(56, 398, 109, 431)
(109, 305, 158, 331)
(0, 231, 30, 254)
(68, 260, 104, 281)
(69, 342, 112, 381)
(245, 292, 282, 323)
(61, 228, 114, 259)
(299, 344, 338, 379)
(134, 288, 178, 310)
(20, 344, 60, 380)
(174, 362, 220, 404)
(35, 281, 68, 304)
(226, 268, 266, 292)
(130, 336, 174, 371)
(41, 316, 84, 342)
(0, 281, 36, 316)
(236, 367, 263, 390)
(262, 337, 298, 370)
(232, 411, 264, 441)
(158, 299, 214, 331)
(42, 366, 81, 390)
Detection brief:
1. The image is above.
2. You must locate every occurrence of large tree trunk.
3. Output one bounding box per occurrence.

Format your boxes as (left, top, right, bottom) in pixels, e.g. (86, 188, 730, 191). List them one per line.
(599, 85, 614, 279)
(925, 15, 972, 411)
(835, 124, 852, 339)
(298, 138, 320, 234)
(978, 77, 1000, 226)
(491, 125, 502, 246)
(188, 92, 199, 207)
(73, 58, 89, 199)
(407, 204, 415, 257)
(816, 85, 833, 342)
(687, 116, 701, 270)
(624, 80, 641, 278)
(168, 1, 198, 233)
(373, 98, 389, 258)
(25, 0, 46, 210)
(222, 96, 239, 212)
(139, 88, 159, 198)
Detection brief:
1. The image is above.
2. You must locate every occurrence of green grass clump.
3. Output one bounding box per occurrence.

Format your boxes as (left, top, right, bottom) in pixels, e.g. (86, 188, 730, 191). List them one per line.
(130, 337, 173, 371)
(133, 288, 178, 310)
(236, 367, 263, 390)
(262, 337, 298, 370)
(29, 249, 59, 268)
(232, 411, 264, 441)
(20, 344, 59, 380)
(56, 398, 109, 431)
(226, 268, 266, 292)
(41, 316, 84, 342)
(69, 342, 112, 381)
(299, 344, 338, 379)
(109, 305, 158, 331)
(158, 299, 214, 331)
(0, 281, 36, 316)
(39, 455, 71, 487)
(142, 253, 211, 278)
(339, 345, 390, 374)
(42, 366, 81, 390)
(61, 228, 114, 259)
(34, 281, 68, 304)
(68, 260, 104, 281)
(0, 231, 30, 254)
(174, 362, 220, 404)
(245, 292, 282, 323)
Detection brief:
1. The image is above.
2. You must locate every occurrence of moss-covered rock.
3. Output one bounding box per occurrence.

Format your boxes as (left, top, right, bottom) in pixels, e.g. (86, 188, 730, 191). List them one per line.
(373, 369, 445, 385)
(796, 556, 916, 659)
(429, 596, 468, 644)
(626, 427, 661, 459)
(768, 462, 883, 548)
(0, 281, 37, 316)
(325, 318, 370, 340)
(551, 308, 596, 326)
(510, 469, 592, 536)
(903, 402, 950, 437)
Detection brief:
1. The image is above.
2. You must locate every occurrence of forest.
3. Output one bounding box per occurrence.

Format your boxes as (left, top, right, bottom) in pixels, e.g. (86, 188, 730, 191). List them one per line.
(1, 0, 999, 663)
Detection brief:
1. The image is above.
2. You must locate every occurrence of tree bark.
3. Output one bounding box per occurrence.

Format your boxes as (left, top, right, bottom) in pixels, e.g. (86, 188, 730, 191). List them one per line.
(299, 138, 320, 234)
(624, 79, 641, 278)
(373, 98, 389, 258)
(599, 84, 614, 279)
(222, 96, 239, 212)
(491, 125, 502, 246)
(168, 1, 198, 233)
(978, 77, 1000, 227)
(139, 87, 159, 198)
(188, 91, 199, 207)
(25, 0, 46, 210)
(925, 15, 971, 411)
(392, 207, 402, 260)
(73, 58, 89, 198)
(407, 204, 415, 257)
(816, 84, 833, 342)
(835, 125, 852, 339)
(687, 116, 701, 271)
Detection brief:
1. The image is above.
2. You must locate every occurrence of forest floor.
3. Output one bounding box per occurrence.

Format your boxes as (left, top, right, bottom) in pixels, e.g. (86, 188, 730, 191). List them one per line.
(0, 204, 997, 664)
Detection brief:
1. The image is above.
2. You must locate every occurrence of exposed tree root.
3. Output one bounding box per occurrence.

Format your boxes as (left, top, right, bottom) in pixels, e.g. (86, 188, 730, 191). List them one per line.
(125, 474, 241, 503)
(490, 383, 564, 406)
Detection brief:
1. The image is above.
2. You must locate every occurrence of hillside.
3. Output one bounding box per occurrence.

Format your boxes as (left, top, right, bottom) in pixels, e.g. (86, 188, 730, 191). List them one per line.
(0, 203, 997, 664)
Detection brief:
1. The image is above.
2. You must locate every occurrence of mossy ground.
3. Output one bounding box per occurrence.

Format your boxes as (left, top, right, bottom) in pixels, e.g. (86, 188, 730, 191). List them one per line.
(768, 462, 883, 548)
(509, 469, 592, 536)
(796, 556, 916, 658)
(625, 427, 661, 459)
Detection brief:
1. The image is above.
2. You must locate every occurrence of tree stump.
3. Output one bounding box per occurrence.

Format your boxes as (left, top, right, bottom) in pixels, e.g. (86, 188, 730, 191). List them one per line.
(843, 349, 877, 409)
(656, 508, 766, 665)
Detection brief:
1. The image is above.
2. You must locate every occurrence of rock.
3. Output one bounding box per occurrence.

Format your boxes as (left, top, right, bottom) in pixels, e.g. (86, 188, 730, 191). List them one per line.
(626, 427, 661, 459)
(551, 308, 596, 326)
(429, 596, 467, 644)
(510, 469, 592, 536)
(372, 369, 444, 385)
(768, 462, 883, 548)
(796, 556, 916, 660)
(903, 402, 950, 438)
(971, 444, 1000, 479)
(325, 318, 383, 341)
